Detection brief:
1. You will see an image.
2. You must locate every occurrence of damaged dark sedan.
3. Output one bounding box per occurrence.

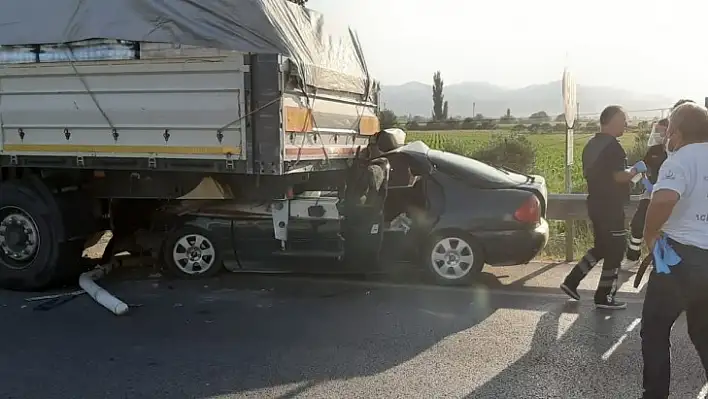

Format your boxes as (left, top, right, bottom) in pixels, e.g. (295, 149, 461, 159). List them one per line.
(149, 134, 549, 286)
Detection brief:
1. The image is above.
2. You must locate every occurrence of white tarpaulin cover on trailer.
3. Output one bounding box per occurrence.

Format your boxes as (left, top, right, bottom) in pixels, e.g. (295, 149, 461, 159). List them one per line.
(0, 0, 370, 94)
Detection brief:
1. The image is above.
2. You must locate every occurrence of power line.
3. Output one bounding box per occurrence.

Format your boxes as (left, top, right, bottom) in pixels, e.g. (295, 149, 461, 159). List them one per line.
(400, 107, 671, 123)
(578, 107, 670, 117)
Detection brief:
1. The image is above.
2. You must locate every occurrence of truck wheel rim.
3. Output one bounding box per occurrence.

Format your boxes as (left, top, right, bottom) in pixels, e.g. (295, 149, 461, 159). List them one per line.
(430, 237, 474, 279)
(172, 234, 216, 275)
(0, 206, 41, 269)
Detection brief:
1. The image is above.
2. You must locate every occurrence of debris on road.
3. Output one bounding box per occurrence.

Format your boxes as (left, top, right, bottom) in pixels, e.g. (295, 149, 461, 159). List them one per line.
(26, 289, 87, 311)
(79, 262, 129, 316)
(33, 292, 84, 311)
(25, 290, 86, 302)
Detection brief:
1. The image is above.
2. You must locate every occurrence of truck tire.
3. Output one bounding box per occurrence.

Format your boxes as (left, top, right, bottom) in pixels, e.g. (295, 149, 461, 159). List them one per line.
(0, 180, 83, 291)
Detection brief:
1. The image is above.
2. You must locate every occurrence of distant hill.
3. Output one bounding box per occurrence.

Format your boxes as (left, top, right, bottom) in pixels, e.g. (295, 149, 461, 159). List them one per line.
(380, 80, 673, 119)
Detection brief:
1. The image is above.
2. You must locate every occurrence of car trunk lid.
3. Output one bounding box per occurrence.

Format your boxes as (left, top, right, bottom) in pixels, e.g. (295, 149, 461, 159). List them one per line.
(499, 168, 548, 218)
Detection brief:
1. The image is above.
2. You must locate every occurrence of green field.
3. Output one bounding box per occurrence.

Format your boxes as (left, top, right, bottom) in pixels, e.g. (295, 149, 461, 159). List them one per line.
(407, 130, 638, 193)
(405, 130, 642, 260)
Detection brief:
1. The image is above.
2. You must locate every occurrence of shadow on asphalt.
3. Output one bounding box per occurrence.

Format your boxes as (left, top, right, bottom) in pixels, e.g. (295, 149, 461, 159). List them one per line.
(465, 302, 706, 399)
(0, 262, 699, 399)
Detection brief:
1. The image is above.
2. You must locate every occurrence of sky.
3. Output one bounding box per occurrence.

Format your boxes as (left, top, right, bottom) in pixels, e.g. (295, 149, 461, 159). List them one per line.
(308, 0, 708, 102)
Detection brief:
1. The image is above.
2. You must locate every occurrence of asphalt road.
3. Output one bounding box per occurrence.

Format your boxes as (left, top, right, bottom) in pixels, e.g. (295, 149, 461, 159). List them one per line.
(0, 262, 706, 399)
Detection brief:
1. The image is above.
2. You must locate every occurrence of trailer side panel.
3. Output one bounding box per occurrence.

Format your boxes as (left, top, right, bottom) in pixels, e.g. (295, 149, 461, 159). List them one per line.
(0, 58, 248, 171)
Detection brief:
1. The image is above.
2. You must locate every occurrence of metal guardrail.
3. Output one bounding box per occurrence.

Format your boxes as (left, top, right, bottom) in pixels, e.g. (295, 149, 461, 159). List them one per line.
(547, 194, 642, 261)
(547, 194, 641, 220)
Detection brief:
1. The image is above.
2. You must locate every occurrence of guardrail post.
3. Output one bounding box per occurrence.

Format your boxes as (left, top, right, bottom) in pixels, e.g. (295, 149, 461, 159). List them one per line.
(564, 219, 574, 262)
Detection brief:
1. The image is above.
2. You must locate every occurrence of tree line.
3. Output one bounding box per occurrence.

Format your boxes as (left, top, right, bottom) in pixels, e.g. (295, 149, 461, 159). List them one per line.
(400, 118, 602, 133)
(378, 70, 580, 131)
(377, 70, 658, 133)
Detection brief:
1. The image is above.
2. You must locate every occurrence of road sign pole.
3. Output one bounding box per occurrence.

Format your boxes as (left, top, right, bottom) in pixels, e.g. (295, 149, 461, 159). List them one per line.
(562, 69, 577, 262)
(564, 127, 574, 262)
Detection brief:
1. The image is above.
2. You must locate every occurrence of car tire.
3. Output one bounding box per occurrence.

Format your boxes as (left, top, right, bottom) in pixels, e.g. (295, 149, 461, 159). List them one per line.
(423, 232, 484, 286)
(162, 226, 224, 279)
(0, 180, 84, 291)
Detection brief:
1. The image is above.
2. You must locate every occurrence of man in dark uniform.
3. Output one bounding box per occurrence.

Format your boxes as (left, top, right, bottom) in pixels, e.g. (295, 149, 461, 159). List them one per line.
(560, 105, 646, 309)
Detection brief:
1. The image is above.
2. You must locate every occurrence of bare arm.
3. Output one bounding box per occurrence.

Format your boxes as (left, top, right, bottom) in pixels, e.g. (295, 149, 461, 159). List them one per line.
(609, 140, 637, 183)
(643, 189, 679, 249)
(643, 158, 687, 249)
(613, 168, 639, 184)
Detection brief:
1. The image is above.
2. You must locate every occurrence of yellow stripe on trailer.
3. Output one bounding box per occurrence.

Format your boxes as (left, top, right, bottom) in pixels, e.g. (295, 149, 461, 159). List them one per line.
(2, 144, 241, 155)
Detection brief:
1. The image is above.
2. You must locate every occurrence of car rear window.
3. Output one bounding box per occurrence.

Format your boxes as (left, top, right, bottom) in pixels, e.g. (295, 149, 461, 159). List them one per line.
(427, 149, 526, 187)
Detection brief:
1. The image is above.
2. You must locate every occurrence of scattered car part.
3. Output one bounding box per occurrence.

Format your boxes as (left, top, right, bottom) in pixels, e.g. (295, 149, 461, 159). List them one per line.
(25, 290, 85, 302)
(79, 262, 129, 316)
(33, 291, 84, 311)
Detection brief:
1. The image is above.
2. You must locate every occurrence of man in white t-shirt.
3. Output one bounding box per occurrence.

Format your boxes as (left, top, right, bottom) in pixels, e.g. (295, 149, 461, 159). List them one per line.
(640, 102, 708, 399)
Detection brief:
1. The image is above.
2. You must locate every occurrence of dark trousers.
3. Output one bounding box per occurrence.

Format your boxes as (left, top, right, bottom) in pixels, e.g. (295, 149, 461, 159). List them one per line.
(627, 199, 650, 261)
(641, 239, 708, 399)
(563, 204, 626, 303)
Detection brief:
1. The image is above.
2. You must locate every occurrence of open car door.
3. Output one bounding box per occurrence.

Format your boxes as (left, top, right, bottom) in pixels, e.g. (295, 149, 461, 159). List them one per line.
(339, 154, 390, 269)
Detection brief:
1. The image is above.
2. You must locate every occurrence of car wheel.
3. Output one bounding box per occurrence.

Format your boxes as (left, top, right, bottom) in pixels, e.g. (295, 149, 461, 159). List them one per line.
(162, 227, 224, 278)
(424, 233, 483, 286)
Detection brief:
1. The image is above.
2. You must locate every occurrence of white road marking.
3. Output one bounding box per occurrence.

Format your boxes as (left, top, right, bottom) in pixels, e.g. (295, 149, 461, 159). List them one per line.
(556, 313, 579, 340)
(602, 318, 642, 361)
(698, 383, 708, 399)
(626, 318, 642, 332)
(602, 335, 627, 360)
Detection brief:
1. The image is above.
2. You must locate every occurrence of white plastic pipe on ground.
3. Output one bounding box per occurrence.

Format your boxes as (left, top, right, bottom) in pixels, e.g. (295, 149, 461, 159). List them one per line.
(78, 262, 129, 316)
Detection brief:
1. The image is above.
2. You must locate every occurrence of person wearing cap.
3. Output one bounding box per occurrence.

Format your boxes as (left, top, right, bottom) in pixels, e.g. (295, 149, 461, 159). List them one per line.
(560, 105, 646, 310)
(640, 101, 708, 399)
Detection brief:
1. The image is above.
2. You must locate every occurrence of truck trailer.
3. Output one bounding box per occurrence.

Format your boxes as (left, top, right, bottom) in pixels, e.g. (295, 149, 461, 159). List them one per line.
(0, 0, 550, 291)
(0, 0, 385, 290)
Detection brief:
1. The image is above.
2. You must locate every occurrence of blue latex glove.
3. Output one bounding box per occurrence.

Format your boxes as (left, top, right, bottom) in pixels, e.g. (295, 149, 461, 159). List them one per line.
(633, 160, 648, 173)
(641, 176, 653, 194)
(652, 235, 682, 274)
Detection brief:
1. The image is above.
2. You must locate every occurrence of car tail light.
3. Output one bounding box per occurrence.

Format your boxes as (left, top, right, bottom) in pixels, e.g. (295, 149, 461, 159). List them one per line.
(514, 195, 541, 223)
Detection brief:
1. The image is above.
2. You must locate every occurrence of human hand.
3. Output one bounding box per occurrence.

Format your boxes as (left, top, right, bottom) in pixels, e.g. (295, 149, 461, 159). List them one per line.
(633, 161, 648, 173)
(644, 231, 659, 254)
(645, 237, 656, 253)
(641, 176, 653, 193)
